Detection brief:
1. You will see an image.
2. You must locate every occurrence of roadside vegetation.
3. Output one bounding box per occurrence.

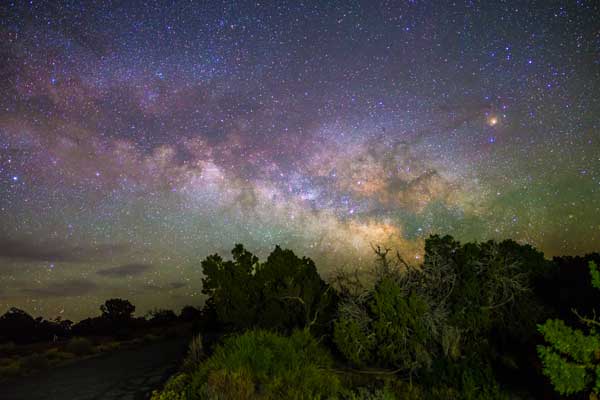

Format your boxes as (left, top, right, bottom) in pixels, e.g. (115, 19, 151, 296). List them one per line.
(3, 235, 600, 398)
(0, 300, 198, 380)
(151, 236, 600, 399)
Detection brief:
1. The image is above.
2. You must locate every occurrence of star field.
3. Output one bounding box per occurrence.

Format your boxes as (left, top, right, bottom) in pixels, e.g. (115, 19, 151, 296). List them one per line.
(0, 1, 599, 320)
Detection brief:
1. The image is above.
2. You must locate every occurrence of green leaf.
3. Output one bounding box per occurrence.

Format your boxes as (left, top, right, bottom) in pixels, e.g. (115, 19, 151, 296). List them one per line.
(590, 261, 600, 290)
(537, 345, 588, 395)
(538, 319, 600, 363)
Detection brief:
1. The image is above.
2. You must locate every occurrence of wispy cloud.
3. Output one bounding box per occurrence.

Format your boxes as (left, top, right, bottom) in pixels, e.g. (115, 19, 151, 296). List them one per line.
(97, 263, 153, 277)
(0, 237, 129, 263)
(22, 279, 98, 297)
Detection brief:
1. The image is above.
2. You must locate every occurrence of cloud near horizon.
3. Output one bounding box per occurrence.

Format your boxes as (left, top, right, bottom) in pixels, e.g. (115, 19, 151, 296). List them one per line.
(96, 263, 153, 278)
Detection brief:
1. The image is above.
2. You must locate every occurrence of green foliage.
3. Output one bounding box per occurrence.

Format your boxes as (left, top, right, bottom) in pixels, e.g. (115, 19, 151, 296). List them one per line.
(537, 261, 600, 396)
(332, 312, 375, 367)
(201, 245, 259, 330)
(538, 319, 600, 364)
(334, 276, 433, 373)
(370, 281, 432, 370)
(151, 373, 190, 400)
(182, 334, 204, 372)
(192, 330, 341, 399)
(152, 329, 342, 399)
(201, 244, 337, 334)
(590, 261, 600, 290)
(423, 358, 508, 400)
(333, 235, 533, 380)
(345, 386, 397, 400)
(537, 346, 587, 394)
(66, 337, 94, 356)
(44, 348, 74, 361)
(20, 353, 49, 371)
(0, 360, 21, 378)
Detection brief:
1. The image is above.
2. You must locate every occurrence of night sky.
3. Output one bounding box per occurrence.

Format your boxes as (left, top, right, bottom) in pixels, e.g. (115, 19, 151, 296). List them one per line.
(1, 1, 599, 321)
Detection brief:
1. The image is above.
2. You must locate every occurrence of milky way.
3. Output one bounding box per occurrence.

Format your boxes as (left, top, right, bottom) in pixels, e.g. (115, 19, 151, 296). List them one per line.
(0, 1, 599, 320)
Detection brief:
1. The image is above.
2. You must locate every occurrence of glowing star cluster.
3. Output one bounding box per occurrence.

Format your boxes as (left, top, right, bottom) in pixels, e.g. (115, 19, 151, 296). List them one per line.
(0, 1, 598, 320)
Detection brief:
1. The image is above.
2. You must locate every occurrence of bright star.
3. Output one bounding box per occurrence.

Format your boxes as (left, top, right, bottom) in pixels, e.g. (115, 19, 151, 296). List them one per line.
(487, 116, 499, 126)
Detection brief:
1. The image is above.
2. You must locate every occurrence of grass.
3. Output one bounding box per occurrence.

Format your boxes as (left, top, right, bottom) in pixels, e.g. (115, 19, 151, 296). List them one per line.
(153, 329, 343, 400)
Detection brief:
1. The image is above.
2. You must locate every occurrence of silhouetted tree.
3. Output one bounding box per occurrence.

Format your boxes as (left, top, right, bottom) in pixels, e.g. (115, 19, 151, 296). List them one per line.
(200, 244, 337, 334)
(146, 308, 177, 325)
(0, 307, 36, 344)
(179, 305, 202, 322)
(201, 244, 259, 330)
(71, 316, 112, 336)
(535, 253, 600, 325)
(100, 298, 135, 321)
(254, 245, 337, 334)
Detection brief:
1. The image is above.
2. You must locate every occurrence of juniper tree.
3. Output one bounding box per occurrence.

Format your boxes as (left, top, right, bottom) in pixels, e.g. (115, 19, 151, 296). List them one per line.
(537, 261, 600, 397)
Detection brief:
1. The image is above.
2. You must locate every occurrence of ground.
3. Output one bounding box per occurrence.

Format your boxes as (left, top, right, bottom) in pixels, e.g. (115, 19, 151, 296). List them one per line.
(0, 337, 188, 400)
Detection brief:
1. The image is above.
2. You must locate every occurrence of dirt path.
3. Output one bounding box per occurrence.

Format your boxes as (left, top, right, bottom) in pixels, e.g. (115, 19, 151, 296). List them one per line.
(0, 338, 189, 400)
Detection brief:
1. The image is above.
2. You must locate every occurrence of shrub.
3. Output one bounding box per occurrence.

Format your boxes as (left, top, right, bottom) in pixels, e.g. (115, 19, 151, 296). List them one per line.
(421, 358, 508, 400)
(0, 341, 16, 355)
(95, 341, 120, 353)
(182, 334, 204, 372)
(66, 337, 94, 356)
(20, 353, 49, 371)
(151, 373, 190, 400)
(153, 329, 342, 399)
(143, 334, 161, 342)
(345, 386, 398, 400)
(192, 330, 341, 399)
(333, 236, 535, 380)
(0, 360, 21, 378)
(44, 348, 74, 362)
(334, 279, 434, 373)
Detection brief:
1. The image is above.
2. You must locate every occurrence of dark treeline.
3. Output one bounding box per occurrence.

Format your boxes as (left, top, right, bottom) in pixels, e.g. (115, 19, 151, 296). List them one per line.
(0, 299, 202, 344)
(155, 235, 600, 399)
(2, 235, 600, 399)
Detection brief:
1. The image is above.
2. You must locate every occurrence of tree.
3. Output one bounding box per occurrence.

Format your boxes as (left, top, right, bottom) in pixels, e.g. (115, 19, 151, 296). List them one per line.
(201, 244, 259, 330)
(254, 246, 337, 333)
(100, 298, 135, 321)
(146, 309, 178, 325)
(0, 307, 36, 344)
(200, 244, 337, 334)
(537, 261, 600, 397)
(179, 305, 202, 322)
(333, 235, 534, 395)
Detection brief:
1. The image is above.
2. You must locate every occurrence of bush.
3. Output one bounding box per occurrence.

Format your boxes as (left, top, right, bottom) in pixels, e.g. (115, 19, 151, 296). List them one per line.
(151, 373, 190, 400)
(345, 386, 398, 400)
(334, 279, 433, 373)
(95, 341, 120, 353)
(44, 348, 74, 362)
(153, 329, 342, 399)
(0, 341, 16, 355)
(66, 337, 94, 356)
(20, 353, 49, 371)
(182, 334, 204, 372)
(143, 334, 161, 342)
(0, 360, 21, 378)
(192, 330, 341, 399)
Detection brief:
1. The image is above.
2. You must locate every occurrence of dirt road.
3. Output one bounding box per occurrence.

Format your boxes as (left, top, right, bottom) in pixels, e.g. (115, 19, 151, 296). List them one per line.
(0, 338, 188, 400)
